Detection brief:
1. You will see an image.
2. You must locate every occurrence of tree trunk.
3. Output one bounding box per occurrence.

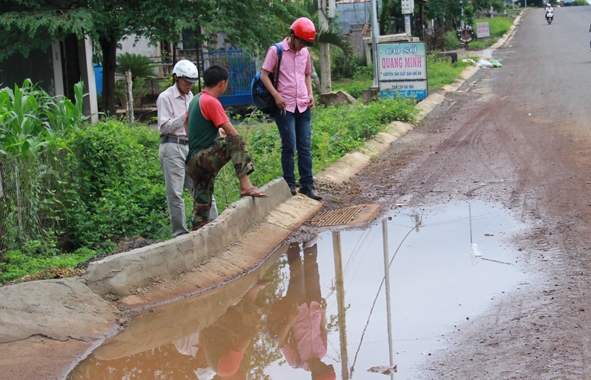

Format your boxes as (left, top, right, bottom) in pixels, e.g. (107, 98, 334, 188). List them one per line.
(310, 65, 321, 91)
(100, 36, 118, 116)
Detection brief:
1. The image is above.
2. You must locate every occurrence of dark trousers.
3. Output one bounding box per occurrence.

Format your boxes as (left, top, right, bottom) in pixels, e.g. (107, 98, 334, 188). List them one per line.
(274, 107, 314, 188)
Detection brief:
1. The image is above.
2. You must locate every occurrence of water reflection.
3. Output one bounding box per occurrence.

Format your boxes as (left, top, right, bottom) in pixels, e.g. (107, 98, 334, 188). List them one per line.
(68, 201, 526, 380)
(267, 243, 336, 380)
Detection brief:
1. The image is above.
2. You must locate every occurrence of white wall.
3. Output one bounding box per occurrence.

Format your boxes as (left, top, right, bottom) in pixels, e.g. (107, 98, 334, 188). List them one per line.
(117, 35, 159, 58)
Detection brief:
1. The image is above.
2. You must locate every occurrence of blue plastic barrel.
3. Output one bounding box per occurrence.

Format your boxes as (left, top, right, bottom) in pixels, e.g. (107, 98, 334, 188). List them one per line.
(94, 63, 103, 96)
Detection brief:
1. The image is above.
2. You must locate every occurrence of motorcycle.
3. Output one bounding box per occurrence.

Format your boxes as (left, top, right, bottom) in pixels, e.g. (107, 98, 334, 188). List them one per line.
(546, 10, 554, 24)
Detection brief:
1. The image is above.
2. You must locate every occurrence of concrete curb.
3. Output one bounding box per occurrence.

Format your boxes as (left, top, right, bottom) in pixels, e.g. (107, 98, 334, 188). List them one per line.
(0, 14, 524, 380)
(316, 12, 524, 186)
(83, 178, 296, 298)
(316, 63, 478, 185)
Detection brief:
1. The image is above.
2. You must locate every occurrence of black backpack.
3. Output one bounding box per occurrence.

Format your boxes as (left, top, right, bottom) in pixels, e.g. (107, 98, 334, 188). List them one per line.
(251, 43, 283, 115)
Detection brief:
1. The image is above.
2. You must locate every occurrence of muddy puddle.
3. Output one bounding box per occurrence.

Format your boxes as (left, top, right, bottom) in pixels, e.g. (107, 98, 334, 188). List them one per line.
(67, 201, 527, 379)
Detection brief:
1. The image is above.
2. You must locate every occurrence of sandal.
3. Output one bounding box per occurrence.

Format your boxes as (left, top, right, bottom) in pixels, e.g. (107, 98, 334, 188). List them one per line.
(240, 186, 268, 198)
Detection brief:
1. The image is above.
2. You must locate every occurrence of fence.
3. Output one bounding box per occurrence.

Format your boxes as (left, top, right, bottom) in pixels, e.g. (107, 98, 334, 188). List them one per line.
(201, 48, 257, 107)
(0, 157, 16, 256)
(0, 155, 53, 258)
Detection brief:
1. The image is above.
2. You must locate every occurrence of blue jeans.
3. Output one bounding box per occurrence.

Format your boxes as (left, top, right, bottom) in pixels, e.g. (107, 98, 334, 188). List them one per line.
(274, 107, 314, 187)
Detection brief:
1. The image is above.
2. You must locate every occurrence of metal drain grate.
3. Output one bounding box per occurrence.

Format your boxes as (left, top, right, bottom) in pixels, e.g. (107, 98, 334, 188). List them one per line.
(309, 205, 365, 227)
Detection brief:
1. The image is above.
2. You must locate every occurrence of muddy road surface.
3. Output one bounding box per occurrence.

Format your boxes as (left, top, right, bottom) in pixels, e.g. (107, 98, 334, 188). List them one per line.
(305, 8, 591, 379)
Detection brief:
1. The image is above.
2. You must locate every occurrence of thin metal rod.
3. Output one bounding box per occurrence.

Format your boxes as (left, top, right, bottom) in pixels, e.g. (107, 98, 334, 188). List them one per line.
(469, 202, 473, 245)
(332, 231, 350, 379)
(382, 219, 395, 370)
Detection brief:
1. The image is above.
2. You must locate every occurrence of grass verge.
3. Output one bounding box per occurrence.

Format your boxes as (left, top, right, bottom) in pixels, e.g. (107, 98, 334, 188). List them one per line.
(1, 44, 479, 284)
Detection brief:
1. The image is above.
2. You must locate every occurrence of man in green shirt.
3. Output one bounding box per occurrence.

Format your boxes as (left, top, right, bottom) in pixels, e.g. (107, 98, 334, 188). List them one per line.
(185, 65, 267, 230)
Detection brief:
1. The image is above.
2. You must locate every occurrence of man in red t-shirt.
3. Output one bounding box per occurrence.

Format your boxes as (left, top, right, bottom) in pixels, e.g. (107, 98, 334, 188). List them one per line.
(185, 65, 267, 230)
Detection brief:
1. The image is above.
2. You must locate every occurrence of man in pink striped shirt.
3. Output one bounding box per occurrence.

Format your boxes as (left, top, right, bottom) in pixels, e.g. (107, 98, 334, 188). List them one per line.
(260, 17, 322, 201)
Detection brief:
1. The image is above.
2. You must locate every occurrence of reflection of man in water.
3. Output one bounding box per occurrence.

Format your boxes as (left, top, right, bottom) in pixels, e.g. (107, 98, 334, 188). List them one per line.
(267, 242, 336, 380)
(198, 279, 270, 379)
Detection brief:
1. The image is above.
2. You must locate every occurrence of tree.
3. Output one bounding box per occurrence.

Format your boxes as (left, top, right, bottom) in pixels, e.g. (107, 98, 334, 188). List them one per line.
(0, 0, 306, 115)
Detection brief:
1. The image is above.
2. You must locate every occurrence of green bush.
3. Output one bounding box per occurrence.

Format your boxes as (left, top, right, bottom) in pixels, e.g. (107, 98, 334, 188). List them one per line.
(0, 80, 87, 250)
(444, 30, 462, 50)
(0, 66, 446, 284)
(115, 52, 157, 80)
(311, 98, 417, 164)
(63, 119, 169, 248)
(331, 49, 367, 81)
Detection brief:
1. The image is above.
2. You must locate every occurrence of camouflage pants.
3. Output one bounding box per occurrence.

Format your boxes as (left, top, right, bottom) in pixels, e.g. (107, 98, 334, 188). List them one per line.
(185, 135, 254, 230)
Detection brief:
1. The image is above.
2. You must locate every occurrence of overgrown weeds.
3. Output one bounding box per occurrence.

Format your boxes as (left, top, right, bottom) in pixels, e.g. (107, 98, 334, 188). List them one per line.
(1, 51, 463, 284)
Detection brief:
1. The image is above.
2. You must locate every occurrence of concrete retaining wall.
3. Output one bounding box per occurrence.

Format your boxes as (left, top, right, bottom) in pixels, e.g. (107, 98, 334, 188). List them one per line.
(83, 178, 292, 297)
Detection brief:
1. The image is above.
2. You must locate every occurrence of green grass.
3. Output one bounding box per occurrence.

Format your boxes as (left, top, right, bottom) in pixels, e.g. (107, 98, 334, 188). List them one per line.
(469, 16, 516, 49)
(212, 97, 418, 211)
(0, 247, 96, 283)
(0, 43, 482, 284)
(427, 56, 475, 92)
(333, 79, 373, 99)
(445, 13, 517, 50)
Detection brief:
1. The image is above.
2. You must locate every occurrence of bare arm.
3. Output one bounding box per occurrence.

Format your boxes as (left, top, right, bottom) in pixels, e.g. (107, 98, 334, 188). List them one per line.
(305, 74, 315, 110)
(219, 121, 239, 136)
(276, 304, 298, 347)
(261, 69, 286, 110)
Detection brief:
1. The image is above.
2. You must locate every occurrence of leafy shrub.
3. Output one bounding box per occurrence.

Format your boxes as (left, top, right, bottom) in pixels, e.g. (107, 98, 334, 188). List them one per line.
(0, 80, 87, 250)
(331, 49, 367, 81)
(311, 98, 417, 167)
(353, 65, 373, 81)
(63, 119, 169, 248)
(444, 30, 462, 50)
(116, 52, 157, 80)
(115, 53, 158, 107)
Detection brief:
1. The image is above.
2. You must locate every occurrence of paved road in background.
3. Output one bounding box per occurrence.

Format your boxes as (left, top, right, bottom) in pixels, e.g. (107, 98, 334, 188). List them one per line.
(312, 7, 591, 379)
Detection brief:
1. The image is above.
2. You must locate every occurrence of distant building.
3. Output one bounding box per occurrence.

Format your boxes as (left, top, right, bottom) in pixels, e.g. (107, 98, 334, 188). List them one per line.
(0, 35, 98, 123)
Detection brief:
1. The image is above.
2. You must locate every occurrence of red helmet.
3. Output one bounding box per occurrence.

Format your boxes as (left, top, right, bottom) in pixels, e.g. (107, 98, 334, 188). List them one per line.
(290, 17, 316, 47)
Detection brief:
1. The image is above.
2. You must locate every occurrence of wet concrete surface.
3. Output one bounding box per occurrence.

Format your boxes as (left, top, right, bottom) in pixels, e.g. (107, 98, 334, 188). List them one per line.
(67, 201, 526, 379)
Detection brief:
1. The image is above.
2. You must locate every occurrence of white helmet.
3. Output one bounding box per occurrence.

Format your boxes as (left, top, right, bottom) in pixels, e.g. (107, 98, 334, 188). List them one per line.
(172, 60, 199, 83)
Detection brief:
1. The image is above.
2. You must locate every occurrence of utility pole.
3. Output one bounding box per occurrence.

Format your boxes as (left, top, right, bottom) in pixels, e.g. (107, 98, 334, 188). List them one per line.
(318, 0, 333, 94)
(401, 0, 414, 35)
(370, 0, 380, 88)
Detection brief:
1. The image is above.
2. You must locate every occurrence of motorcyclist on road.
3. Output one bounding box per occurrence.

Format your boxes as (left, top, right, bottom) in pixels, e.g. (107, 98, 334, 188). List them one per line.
(545, 2, 553, 13)
(545, 6, 554, 22)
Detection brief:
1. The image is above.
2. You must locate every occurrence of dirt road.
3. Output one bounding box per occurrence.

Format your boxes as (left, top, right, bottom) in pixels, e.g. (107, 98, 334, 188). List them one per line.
(308, 9, 591, 379)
